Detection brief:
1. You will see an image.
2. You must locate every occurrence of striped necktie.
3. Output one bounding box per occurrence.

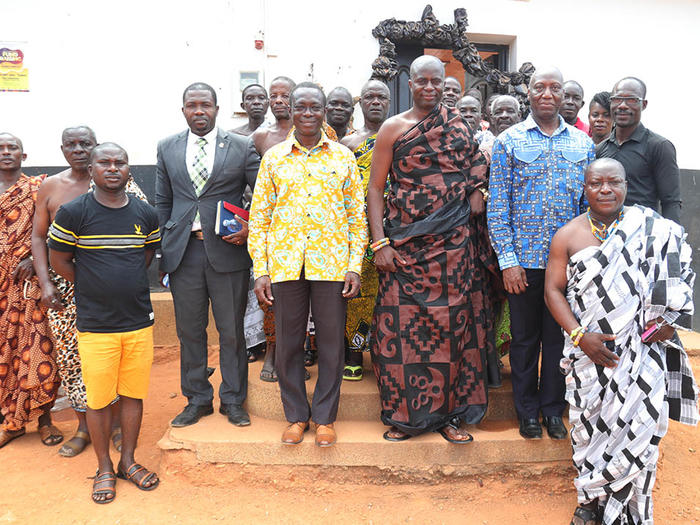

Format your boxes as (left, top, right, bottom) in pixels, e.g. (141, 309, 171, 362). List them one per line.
(191, 137, 209, 195)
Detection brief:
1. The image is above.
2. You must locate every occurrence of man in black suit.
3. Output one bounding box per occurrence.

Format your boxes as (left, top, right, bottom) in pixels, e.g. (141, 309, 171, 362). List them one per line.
(156, 82, 260, 427)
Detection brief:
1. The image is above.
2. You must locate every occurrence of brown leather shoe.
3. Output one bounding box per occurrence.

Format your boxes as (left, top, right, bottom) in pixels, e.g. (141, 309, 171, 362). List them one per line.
(315, 423, 336, 447)
(281, 422, 309, 445)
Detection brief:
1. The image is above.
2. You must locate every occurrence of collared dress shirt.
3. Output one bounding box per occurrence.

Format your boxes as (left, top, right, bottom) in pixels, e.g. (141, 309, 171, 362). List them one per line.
(248, 131, 367, 284)
(596, 123, 681, 224)
(487, 115, 595, 270)
(185, 127, 218, 231)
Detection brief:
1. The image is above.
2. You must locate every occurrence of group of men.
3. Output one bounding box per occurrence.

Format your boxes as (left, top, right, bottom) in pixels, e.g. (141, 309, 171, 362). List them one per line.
(0, 53, 695, 523)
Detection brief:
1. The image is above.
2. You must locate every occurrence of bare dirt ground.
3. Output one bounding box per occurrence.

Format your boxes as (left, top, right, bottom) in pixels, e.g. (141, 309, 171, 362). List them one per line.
(1, 346, 699, 525)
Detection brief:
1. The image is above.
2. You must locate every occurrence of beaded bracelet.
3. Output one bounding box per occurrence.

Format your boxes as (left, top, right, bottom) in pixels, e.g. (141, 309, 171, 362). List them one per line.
(370, 237, 390, 252)
(572, 331, 585, 347)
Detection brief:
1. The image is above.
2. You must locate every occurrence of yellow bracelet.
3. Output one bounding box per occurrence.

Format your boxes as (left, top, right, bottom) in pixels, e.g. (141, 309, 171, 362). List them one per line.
(572, 331, 585, 347)
(569, 326, 583, 339)
(370, 238, 390, 252)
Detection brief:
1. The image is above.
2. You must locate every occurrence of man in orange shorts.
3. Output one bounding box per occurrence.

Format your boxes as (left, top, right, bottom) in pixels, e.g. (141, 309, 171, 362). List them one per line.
(48, 143, 160, 504)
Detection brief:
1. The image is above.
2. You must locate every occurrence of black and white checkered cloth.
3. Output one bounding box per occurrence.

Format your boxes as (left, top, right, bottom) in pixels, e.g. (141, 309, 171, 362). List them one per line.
(560, 205, 697, 525)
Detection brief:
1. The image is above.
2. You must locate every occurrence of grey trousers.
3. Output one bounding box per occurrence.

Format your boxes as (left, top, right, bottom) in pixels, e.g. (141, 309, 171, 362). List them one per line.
(272, 276, 346, 425)
(169, 238, 249, 406)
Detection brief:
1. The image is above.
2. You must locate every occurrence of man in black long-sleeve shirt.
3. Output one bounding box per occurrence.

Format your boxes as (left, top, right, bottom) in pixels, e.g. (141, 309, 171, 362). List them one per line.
(596, 76, 681, 224)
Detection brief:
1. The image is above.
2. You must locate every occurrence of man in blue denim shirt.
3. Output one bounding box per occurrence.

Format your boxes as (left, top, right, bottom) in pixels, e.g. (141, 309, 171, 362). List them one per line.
(487, 67, 595, 440)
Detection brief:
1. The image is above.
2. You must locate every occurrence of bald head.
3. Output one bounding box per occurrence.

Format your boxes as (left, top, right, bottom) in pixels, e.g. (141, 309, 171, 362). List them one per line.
(88, 142, 128, 164)
(62, 126, 96, 144)
(529, 66, 564, 88)
(409, 55, 445, 79)
(361, 79, 389, 98)
(585, 158, 626, 182)
(0, 132, 23, 152)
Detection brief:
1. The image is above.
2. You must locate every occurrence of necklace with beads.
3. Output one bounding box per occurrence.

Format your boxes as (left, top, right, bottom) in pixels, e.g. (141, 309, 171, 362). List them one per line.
(587, 207, 624, 242)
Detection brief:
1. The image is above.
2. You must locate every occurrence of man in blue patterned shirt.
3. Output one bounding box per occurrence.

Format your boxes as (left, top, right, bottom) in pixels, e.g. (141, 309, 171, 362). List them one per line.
(487, 66, 595, 440)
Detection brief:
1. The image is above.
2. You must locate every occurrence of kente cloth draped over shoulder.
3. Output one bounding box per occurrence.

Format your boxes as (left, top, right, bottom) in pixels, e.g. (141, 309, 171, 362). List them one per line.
(346, 135, 378, 353)
(561, 205, 697, 525)
(371, 104, 488, 435)
(0, 175, 58, 430)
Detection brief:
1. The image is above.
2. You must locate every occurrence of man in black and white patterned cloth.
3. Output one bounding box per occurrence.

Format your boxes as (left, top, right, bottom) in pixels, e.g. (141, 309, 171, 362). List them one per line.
(544, 158, 698, 525)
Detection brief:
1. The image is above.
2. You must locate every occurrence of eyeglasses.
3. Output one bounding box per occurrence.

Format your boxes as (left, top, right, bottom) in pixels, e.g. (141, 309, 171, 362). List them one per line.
(610, 96, 643, 106)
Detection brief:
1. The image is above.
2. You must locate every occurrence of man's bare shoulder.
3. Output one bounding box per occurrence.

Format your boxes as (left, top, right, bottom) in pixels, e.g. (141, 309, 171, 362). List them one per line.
(378, 111, 420, 143)
(39, 168, 72, 191)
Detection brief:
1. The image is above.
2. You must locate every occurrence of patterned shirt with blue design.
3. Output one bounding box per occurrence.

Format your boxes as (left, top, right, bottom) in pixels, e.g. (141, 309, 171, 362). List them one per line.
(487, 115, 595, 270)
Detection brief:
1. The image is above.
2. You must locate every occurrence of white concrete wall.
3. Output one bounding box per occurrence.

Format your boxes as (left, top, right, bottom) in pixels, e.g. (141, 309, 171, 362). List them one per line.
(2, 0, 698, 168)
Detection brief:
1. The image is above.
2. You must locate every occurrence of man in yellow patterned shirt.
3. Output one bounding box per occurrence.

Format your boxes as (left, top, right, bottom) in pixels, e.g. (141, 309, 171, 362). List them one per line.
(249, 82, 367, 448)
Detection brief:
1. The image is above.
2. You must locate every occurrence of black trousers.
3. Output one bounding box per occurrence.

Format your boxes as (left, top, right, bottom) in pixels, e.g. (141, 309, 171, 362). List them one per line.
(272, 274, 346, 425)
(507, 268, 566, 419)
(169, 238, 249, 406)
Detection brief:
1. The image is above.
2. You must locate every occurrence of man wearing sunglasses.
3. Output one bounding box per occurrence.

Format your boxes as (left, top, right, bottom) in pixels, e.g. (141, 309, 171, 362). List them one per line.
(596, 77, 681, 224)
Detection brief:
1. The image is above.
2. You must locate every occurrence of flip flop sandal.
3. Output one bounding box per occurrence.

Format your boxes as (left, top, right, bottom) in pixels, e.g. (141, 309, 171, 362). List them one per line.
(436, 421, 473, 444)
(110, 428, 122, 452)
(0, 427, 26, 449)
(59, 430, 91, 457)
(117, 462, 160, 491)
(91, 470, 116, 504)
(343, 365, 363, 381)
(383, 428, 411, 442)
(570, 506, 601, 525)
(38, 424, 64, 446)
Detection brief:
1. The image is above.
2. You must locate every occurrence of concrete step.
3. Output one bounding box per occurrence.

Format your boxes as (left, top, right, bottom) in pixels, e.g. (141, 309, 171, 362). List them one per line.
(158, 414, 572, 481)
(245, 355, 516, 422)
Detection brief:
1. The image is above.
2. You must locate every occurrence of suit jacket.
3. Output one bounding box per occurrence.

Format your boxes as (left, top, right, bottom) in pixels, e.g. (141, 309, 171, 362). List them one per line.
(155, 128, 260, 273)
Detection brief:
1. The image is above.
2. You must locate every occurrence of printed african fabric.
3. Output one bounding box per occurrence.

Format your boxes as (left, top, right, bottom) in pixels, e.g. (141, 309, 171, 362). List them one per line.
(488, 115, 595, 270)
(561, 205, 697, 525)
(248, 130, 367, 284)
(0, 175, 58, 430)
(243, 269, 265, 348)
(49, 177, 150, 411)
(346, 135, 378, 355)
(47, 270, 85, 411)
(467, 198, 505, 388)
(371, 104, 489, 435)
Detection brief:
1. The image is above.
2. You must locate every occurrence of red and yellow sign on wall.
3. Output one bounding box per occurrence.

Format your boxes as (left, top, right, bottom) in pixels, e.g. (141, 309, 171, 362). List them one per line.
(0, 46, 29, 92)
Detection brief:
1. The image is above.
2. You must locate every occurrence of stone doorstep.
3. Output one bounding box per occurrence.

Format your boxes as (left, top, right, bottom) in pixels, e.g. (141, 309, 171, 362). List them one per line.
(158, 415, 572, 475)
(245, 358, 516, 422)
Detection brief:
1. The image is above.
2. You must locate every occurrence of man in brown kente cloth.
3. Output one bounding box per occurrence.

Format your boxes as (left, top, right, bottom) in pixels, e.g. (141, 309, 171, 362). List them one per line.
(367, 56, 488, 443)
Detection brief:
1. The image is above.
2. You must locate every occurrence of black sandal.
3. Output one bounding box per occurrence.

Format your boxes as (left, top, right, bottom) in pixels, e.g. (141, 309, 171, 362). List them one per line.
(570, 505, 601, 525)
(383, 427, 411, 442)
(436, 418, 473, 444)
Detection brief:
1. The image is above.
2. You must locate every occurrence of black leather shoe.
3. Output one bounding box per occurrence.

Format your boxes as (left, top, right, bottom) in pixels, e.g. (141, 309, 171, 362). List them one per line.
(219, 403, 251, 426)
(171, 404, 214, 427)
(542, 416, 567, 440)
(519, 418, 542, 439)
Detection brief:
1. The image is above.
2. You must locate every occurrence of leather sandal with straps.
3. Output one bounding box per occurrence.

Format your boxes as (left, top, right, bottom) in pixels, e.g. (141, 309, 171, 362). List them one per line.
(281, 421, 309, 445)
(116, 462, 159, 491)
(91, 470, 116, 504)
